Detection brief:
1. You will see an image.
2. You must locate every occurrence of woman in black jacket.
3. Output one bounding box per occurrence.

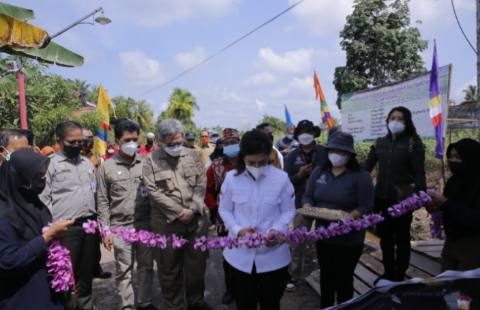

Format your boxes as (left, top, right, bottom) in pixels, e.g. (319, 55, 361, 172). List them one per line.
(0, 149, 73, 310)
(364, 106, 426, 281)
(429, 138, 480, 271)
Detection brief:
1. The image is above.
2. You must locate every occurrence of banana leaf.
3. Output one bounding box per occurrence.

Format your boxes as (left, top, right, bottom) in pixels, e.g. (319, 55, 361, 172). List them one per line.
(0, 2, 34, 21)
(0, 13, 50, 48)
(1, 41, 84, 67)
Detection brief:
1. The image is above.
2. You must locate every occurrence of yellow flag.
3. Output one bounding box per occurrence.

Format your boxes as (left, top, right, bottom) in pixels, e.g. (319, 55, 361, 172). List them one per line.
(93, 86, 112, 157)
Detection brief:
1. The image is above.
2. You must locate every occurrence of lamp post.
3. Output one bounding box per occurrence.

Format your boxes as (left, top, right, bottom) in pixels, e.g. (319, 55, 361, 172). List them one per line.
(15, 7, 111, 129)
(50, 7, 111, 40)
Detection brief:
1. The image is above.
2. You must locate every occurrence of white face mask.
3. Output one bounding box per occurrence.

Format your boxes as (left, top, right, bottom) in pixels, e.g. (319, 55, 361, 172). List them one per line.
(121, 141, 138, 157)
(298, 133, 314, 146)
(286, 134, 294, 140)
(328, 153, 349, 167)
(246, 165, 267, 180)
(164, 144, 183, 157)
(388, 121, 405, 135)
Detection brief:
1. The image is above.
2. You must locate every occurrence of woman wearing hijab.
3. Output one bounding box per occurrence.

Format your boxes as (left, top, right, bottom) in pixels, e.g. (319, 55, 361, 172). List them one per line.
(428, 138, 480, 271)
(0, 149, 73, 310)
(364, 106, 426, 282)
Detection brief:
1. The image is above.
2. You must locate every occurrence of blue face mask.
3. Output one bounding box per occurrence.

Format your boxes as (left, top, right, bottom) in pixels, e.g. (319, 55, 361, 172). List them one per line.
(223, 144, 240, 158)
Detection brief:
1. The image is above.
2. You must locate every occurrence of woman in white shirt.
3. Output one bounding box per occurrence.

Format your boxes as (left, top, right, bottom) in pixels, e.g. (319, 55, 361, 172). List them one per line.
(219, 129, 295, 310)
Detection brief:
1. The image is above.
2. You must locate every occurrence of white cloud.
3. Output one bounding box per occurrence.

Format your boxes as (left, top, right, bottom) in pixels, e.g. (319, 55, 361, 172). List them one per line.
(258, 48, 316, 74)
(288, 0, 354, 36)
(255, 99, 267, 111)
(118, 51, 165, 87)
(410, 0, 475, 25)
(105, 0, 237, 27)
(244, 72, 277, 87)
(175, 46, 208, 69)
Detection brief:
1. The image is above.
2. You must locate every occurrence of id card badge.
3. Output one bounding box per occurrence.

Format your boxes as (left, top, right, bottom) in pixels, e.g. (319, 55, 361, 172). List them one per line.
(91, 180, 97, 193)
(140, 185, 148, 198)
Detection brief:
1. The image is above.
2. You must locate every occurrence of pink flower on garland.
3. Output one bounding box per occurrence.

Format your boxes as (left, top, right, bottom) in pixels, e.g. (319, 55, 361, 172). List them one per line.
(388, 191, 432, 217)
(82, 220, 98, 234)
(46, 240, 74, 293)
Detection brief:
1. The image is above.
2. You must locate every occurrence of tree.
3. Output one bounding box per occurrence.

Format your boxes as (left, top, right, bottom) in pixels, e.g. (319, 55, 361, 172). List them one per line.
(159, 88, 199, 130)
(258, 115, 286, 135)
(112, 96, 154, 130)
(334, 0, 427, 107)
(463, 85, 477, 102)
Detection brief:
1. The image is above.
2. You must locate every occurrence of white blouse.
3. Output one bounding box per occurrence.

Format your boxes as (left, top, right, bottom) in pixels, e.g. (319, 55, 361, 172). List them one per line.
(219, 165, 295, 274)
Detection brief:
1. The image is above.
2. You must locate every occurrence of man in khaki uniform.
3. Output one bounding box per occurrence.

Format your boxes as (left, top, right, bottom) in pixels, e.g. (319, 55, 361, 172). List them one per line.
(196, 129, 214, 167)
(143, 119, 212, 310)
(97, 119, 156, 310)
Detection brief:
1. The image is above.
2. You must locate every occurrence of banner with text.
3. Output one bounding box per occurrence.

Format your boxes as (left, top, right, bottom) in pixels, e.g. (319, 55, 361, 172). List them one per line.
(341, 65, 451, 140)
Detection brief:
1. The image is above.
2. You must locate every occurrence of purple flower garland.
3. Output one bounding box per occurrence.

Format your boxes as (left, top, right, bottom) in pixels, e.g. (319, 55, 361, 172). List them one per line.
(44, 214, 384, 292)
(81, 214, 384, 252)
(387, 191, 432, 217)
(43, 224, 75, 293)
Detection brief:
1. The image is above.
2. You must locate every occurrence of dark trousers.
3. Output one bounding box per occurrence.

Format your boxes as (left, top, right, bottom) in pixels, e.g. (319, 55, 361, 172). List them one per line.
(223, 259, 235, 294)
(376, 198, 413, 281)
(227, 261, 289, 310)
(316, 242, 363, 308)
(63, 226, 97, 310)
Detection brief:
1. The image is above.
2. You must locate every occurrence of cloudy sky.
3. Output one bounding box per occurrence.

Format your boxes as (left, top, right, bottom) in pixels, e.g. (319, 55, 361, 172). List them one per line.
(14, 0, 477, 129)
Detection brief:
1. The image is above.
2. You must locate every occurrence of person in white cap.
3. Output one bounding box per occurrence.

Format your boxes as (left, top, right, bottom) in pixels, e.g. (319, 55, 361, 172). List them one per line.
(139, 132, 158, 156)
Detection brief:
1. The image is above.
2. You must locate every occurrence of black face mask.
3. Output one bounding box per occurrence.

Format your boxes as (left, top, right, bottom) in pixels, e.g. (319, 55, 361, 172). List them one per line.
(147, 139, 154, 146)
(63, 143, 82, 159)
(448, 161, 466, 176)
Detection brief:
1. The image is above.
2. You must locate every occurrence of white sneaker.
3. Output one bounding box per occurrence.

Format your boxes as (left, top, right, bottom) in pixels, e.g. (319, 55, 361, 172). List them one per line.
(285, 282, 296, 292)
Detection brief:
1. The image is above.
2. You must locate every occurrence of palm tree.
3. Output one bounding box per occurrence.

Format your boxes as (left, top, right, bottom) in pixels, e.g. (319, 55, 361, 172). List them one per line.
(463, 84, 477, 102)
(160, 88, 199, 128)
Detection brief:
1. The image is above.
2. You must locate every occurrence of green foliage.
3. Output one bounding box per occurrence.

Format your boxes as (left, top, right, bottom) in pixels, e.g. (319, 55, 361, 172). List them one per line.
(0, 55, 156, 145)
(159, 88, 199, 130)
(112, 96, 154, 131)
(462, 85, 477, 102)
(31, 105, 72, 146)
(334, 0, 427, 107)
(258, 115, 286, 136)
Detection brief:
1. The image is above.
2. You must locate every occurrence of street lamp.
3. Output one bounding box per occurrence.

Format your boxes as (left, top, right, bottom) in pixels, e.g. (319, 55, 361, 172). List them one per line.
(50, 7, 111, 40)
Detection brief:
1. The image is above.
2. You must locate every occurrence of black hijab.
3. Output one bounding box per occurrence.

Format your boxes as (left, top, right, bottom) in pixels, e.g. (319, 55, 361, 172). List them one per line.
(0, 149, 52, 240)
(444, 138, 480, 201)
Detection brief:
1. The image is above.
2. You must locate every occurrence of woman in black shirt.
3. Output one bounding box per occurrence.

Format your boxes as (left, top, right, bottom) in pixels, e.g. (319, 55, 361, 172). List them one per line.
(364, 106, 426, 282)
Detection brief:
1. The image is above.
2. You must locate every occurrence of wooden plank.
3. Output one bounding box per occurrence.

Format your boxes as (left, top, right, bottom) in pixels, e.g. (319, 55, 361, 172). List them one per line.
(360, 253, 384, 275)
(305, 270, 320, 296)
(411, 239, 445, 246)
(411, 245, 444, 253)
(409, 250, 442, 276)
(353, 277, 371, 295)
(369, 250, 432, 279)
(354, 264, 378, 287)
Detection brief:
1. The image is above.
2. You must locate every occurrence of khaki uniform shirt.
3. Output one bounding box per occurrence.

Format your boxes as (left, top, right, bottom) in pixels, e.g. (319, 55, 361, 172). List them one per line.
(142, 147, 207, 224)
(97, 152, 150, 228)
(196, 144, 214, 167)
(40, 152, 96, 220)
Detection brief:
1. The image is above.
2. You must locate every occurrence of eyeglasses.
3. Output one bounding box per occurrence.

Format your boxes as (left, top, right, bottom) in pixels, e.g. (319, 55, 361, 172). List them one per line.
(165, 142, 182, 148)
(65, 140, 83, 145)
(245, 159, 269, 167)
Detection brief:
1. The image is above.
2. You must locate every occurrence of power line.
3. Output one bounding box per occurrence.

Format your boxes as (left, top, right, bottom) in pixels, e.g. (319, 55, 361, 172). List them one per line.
(450, 0, 478, 55)
(142, 0, 307, 95)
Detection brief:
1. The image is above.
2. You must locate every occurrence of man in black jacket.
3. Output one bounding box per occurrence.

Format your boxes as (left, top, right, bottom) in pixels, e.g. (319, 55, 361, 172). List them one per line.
(284, 120, 328, 289)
